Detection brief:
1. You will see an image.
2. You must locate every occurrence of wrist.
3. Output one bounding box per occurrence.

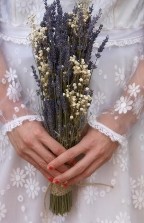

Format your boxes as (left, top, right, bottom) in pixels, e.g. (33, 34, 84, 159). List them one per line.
(87, 113, 127, 146)
(97, 114, 123, 135)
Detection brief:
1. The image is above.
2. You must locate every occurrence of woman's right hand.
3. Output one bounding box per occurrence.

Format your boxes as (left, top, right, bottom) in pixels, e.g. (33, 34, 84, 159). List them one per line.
(7, 121, 69, 181)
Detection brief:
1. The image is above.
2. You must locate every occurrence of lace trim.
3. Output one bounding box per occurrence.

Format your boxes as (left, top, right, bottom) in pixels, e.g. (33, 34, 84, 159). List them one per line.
(94, 35, 144, 48)
(1, 115, 43, 135)
(88, 115, 127, 146)
(0, 29, 143, 47)
(0, 33, 29, 45)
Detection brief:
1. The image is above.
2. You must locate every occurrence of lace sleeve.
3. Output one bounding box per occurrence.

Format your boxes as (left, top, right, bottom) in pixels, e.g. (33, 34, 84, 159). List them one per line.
(88, 55, 144, 146)
(0, 51, 42, 135)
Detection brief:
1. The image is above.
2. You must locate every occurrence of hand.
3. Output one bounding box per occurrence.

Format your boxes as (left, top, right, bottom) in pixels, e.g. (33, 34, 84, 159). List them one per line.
(8, 121, 69, 181)
(47, 126, 118, 186)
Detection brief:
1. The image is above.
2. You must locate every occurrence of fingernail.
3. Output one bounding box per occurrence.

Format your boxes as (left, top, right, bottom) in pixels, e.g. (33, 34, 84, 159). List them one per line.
(48, 177, 53, 182)
(63, 181, 68, 187)
(53, 179, 60, 184)
(62, 183, 68, 188)
(47, 165, 54, 170)
(71, 160, 77, 165)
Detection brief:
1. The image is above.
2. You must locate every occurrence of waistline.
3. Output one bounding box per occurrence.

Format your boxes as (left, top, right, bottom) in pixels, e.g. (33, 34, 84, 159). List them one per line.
(0, 22, 144, 47)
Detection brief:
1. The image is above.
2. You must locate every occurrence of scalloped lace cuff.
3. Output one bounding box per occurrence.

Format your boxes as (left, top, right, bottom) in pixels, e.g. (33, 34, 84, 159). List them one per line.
(1, 115, 43, 135)
(88, 115, 127, 146)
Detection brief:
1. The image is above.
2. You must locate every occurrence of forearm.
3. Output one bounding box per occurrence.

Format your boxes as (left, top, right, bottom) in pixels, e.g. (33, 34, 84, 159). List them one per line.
(0, 51, 42, 134)
(88, 59, 144, 144)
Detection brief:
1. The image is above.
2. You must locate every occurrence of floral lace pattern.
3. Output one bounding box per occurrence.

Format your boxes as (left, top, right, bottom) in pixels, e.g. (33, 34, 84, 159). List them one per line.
(16, 0, 34, 14)
(88, 114, 127, 146)
(130, 176, 144, 210)
(0, 0, 144, 222)
(1, 115, 43, 135)
(0, 162, 48, 222)
(0, 64, 42, 135)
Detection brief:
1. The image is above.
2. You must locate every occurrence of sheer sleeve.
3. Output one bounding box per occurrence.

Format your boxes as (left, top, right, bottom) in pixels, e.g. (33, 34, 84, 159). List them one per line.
(88, 55, 144, 146)
(0, 49, 42, 135)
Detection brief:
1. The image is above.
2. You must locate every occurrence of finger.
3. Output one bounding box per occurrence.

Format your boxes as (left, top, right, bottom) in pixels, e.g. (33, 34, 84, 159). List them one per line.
(25, 149, 62, 178)
(67, 157, 108, 186)
(32, 143, 69, 173)
(47, 143, 87, 170)
(40, 130, 66, 156)
(52, 151, 97, 183)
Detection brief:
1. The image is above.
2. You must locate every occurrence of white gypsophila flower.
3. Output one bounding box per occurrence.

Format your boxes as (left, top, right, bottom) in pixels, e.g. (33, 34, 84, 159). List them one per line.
(127, 83, 140, 97)
(0, 202, 7, 221)
(16, 0, 34, 14)
(132, 95, 144, 115)
(11, 168, 26, 188)
(7, 81, 22, 102)
(25, 163, 36, 177)
(93, 91, 106, 106)
(114, 212, 131, 223)
(114, 96, 133, 114)
(25, 178, 40, 199)
(83, 186, 98, 204)
(5, 68, 17, 83)
(132, 190, 144, 210)
(114, 65, 125, 87)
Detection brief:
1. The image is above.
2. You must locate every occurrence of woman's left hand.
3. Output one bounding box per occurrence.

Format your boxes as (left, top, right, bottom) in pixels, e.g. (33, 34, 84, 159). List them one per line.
(47, 126, 119, 186)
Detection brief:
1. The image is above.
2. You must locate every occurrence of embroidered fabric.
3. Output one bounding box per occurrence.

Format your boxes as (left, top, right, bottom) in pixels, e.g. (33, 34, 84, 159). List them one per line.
(88, 55, 144, 146)
(0, 49, 42, 136)
(0, 1, 144, 223)
(94, 33, 144, 48)
(88, 114, 127, 146)
(0, 32, 29, 45)
(1, 115, 43, 135)
(0, 31, 143, 47)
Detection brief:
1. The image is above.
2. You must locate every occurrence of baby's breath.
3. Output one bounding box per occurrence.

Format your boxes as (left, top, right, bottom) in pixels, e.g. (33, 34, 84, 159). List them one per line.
(30, 0, 107, 216)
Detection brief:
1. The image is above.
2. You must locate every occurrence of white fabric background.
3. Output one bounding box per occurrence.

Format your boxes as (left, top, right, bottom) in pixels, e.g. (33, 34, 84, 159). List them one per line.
(0, 0, 144, 222)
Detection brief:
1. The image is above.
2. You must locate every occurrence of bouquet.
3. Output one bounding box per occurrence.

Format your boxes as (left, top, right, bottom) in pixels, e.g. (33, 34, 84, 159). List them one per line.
(30, 0, 108, 216)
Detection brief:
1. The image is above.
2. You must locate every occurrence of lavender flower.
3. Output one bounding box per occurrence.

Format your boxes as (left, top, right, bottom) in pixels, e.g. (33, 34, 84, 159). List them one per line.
(30, 0, 108, 216)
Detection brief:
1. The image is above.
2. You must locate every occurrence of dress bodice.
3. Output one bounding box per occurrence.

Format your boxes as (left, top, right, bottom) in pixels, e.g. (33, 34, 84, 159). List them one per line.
(0, 0, 144, 30)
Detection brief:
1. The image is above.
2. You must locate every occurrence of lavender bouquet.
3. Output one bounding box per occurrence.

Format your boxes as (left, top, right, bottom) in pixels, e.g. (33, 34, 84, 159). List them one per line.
(30, 0, 108, 216)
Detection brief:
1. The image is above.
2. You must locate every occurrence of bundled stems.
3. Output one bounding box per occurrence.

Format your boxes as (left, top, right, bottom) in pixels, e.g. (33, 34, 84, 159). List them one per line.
(30, 0, 108, 216)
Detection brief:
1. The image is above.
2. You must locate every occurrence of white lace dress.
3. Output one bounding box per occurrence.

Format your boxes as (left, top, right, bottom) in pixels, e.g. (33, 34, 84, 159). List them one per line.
(0, 0, 144, 223)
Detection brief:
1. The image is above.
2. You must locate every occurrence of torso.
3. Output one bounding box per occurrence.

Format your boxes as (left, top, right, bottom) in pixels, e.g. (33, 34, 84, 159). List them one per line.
(0, 0, 144, 30)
